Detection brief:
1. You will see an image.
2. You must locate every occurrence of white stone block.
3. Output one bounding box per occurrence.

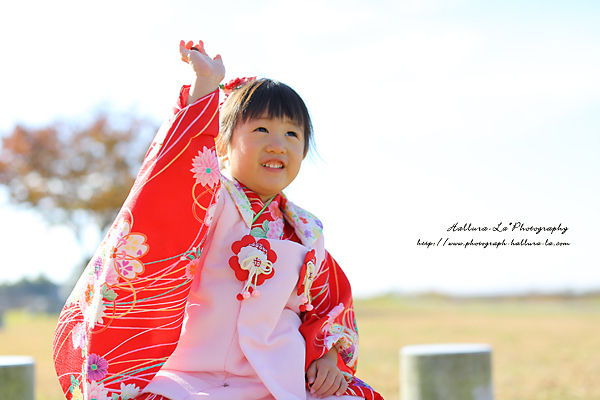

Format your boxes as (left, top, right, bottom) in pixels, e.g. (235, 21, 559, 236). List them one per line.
(0, 356, 35, 400)
(400, 343, 493, 400)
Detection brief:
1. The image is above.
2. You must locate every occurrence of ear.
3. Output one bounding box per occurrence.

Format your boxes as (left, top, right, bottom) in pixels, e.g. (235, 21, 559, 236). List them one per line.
(215, 137, 227, 159)
(218, 155, 230, 171)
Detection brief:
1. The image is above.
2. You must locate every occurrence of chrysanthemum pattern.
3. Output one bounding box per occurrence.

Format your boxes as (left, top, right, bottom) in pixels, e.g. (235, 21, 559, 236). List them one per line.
(86, 353, 109, 381)
(119, 383, 141, 400)
(86, 381, 111, 400)
(191, 146, 220, 188)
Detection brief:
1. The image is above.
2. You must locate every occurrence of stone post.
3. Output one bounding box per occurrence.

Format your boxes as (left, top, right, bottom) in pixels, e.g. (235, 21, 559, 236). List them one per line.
(400, 343, 493, 400)
(0, 356, 35, 400)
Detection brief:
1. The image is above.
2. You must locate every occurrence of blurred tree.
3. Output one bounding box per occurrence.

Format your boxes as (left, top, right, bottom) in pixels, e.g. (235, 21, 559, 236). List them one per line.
(0, 113, 156, 245)
(0, 274, 64, 313)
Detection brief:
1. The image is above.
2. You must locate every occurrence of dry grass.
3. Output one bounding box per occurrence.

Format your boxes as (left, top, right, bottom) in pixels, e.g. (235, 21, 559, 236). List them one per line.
(354, 295, 600, 400)
(0, 312, 64, 400)
(1, 296, 599, 400)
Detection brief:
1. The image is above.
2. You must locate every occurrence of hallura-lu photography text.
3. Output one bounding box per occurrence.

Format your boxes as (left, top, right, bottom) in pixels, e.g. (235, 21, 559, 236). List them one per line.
(417, 222, 571, 249)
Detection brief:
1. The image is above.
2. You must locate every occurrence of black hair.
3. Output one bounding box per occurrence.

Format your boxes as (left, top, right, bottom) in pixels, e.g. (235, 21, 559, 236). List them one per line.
(218, 78, 314, 157)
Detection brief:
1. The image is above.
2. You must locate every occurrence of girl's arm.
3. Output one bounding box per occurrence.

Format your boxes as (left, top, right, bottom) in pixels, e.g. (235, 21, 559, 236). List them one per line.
(300, 251, 384, 400)
(178, 40, 225, 105)
(53, 40, 224, 400)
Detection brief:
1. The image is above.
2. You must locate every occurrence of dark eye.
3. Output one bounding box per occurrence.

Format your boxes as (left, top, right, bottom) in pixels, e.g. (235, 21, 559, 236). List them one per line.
(255, 127, 268, 132)
(286, 131, 299, 138)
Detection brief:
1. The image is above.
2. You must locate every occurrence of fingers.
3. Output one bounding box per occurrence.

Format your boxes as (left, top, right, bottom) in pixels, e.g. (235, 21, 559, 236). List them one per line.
(179, 48, 189, 63)
(306, 362, 318, 386)
(313, 370, 336, 397)
(310, 365, 327, 395)
(179, 44, 191, 63)
(180, 39, 212, 60)
(187, 40, 207, 55)
(338, 379, 349, 396)
(179, 40, 202, 64)
(311, 370, 345, 398)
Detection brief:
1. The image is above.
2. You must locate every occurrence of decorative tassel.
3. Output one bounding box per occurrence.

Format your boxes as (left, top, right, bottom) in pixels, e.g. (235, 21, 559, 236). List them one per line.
(298, 250, 317, 312)
(236, 254, 273, 301)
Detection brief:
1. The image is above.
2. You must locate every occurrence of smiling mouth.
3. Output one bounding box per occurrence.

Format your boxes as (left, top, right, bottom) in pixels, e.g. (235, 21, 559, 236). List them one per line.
(262, 162, 284, 169)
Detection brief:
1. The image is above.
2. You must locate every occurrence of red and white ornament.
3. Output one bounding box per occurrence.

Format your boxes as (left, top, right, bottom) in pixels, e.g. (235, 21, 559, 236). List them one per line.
(229, 235, 277, 300)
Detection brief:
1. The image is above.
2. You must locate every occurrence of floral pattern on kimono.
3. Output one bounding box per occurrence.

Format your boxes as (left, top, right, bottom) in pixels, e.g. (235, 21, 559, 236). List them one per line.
(53, 86, 383, 400)
(53, 88, 221, 400)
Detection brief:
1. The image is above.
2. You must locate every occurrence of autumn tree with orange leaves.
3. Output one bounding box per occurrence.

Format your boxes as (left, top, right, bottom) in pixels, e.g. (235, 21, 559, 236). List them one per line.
(0, 113, 156, 246)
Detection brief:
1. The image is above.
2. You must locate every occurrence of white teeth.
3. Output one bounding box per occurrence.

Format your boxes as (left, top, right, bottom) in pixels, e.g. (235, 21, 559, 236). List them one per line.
(262, 163, 283, 169)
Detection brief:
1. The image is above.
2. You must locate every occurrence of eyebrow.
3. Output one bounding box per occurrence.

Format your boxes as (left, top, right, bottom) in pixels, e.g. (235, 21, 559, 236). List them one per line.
(252, 118, 303, 129)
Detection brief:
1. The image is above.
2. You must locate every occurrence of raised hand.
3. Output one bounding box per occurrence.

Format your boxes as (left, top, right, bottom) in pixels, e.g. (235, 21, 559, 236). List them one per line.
(179, 40, 226, 105)
(180, 40, 226, 83)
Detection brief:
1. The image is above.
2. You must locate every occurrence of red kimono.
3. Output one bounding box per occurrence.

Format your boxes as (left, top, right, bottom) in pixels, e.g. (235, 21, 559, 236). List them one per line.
(52, 87, 383, 400)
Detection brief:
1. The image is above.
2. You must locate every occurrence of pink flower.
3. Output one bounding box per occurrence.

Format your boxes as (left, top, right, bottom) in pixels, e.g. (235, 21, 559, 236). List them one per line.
(87, 353, 109, 381)
(191, 147, 219, 188)
(71, 322, 87, 350)
(185, 258, 201, 280)
(268, 200, 282, 219)
(267, 219, 284, 239)
(86, 381, 110, 400)
(104, 264, 119, 286)
(322, 303, 345, 333)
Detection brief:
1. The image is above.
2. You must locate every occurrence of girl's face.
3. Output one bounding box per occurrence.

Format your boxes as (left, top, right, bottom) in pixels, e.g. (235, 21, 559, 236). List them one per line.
(227, 117, 305, 202)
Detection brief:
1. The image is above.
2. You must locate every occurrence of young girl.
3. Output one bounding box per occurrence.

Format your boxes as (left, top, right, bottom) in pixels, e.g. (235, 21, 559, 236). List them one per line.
(53, 40, 382, 400)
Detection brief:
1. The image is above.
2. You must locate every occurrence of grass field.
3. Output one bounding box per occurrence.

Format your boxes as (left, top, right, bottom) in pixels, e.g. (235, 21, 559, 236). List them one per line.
(1, 295, 599, 400)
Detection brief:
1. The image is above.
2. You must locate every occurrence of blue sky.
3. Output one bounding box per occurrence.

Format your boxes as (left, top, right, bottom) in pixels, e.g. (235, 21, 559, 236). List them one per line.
(1, 0, 598, 296)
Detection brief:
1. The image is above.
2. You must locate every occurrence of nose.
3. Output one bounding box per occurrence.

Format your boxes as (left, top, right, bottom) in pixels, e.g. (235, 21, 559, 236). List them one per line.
(265, 134, 286, 154)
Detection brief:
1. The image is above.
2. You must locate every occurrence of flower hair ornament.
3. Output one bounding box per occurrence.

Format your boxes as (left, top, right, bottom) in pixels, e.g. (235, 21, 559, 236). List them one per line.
(219, 76, 256, 105)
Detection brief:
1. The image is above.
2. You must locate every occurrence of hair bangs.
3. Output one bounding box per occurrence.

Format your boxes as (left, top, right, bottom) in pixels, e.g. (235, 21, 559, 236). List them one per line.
(239, 81, 307, 130)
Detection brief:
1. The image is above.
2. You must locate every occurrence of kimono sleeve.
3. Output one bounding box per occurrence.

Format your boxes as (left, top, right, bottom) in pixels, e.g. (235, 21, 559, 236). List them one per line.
(52, 88, 221, 400)
(299, 251, 383, 400)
